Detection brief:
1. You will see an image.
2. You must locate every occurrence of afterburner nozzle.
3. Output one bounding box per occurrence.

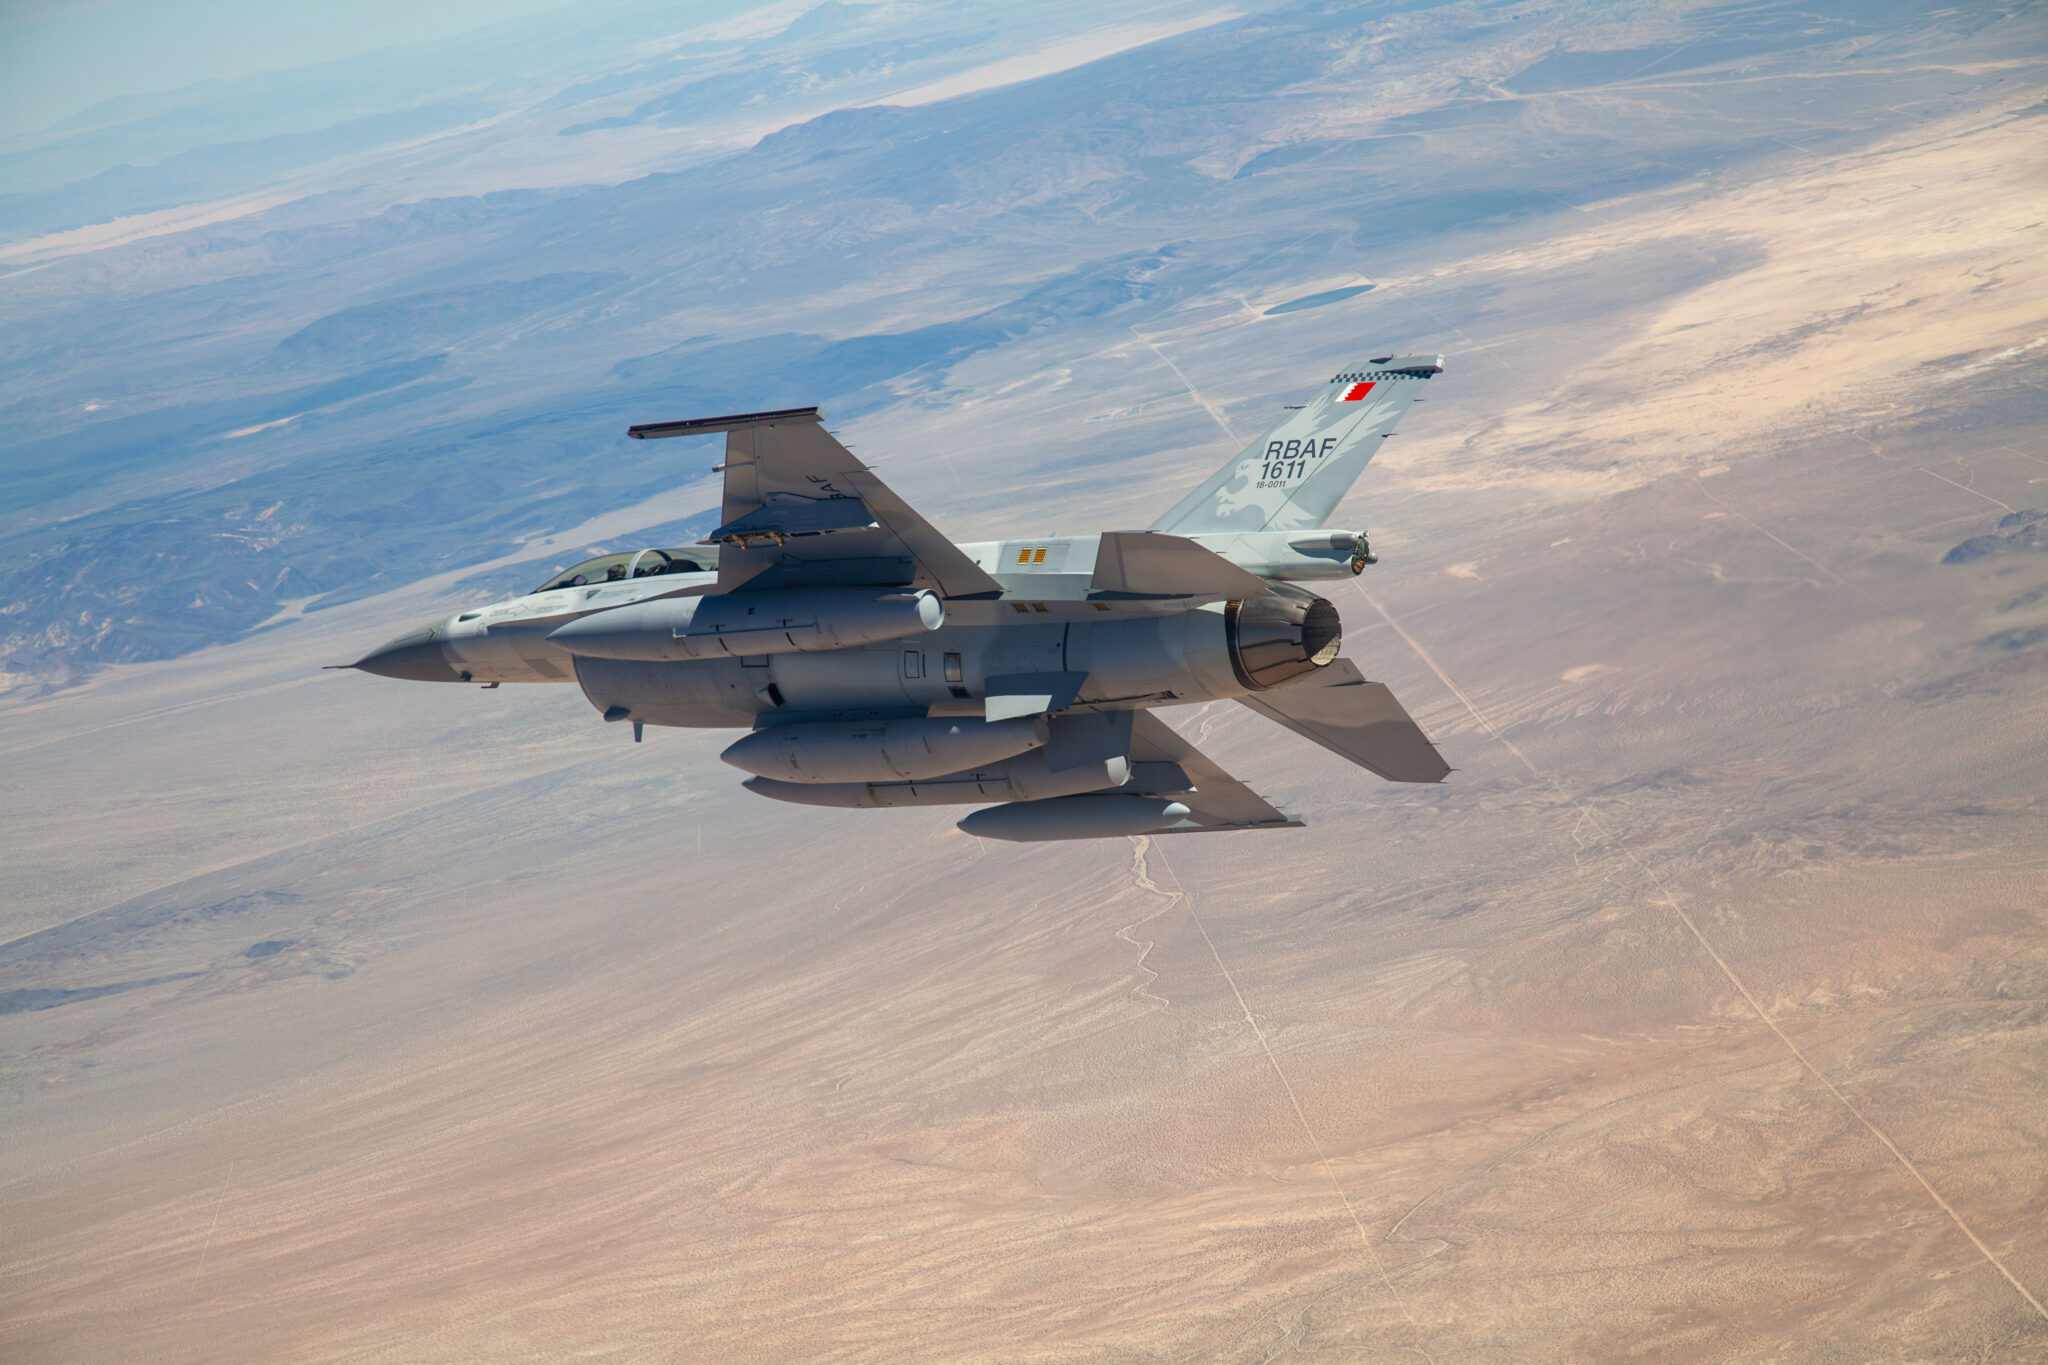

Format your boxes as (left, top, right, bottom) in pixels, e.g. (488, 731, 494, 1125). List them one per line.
(1223, 587, 1340, 690)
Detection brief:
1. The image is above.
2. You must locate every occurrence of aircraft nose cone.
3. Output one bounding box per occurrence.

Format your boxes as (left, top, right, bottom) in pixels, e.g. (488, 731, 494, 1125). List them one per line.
(352, 624, 463, 682)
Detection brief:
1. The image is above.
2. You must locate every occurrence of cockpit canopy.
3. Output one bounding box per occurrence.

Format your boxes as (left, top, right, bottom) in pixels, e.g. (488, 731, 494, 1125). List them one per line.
(532, 546, 717, 594)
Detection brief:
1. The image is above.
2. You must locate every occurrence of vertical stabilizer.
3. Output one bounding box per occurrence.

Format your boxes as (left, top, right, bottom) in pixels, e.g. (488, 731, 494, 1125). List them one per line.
(1151, 355, 1442, 534)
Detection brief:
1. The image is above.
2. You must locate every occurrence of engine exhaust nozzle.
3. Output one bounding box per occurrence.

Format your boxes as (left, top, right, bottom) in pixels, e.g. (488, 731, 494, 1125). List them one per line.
(1224, 587, 1340, 690)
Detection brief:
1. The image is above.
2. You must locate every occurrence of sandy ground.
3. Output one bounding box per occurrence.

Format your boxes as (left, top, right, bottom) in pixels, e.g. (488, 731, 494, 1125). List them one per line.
(4, 98, 2047, 1362)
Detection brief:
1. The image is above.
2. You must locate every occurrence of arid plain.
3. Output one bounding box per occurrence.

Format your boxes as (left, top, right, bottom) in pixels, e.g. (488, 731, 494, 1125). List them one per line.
(6, 21, 2048, 1365)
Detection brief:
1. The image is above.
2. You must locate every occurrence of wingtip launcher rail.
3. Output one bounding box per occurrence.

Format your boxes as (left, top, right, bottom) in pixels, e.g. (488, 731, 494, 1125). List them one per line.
(627, 407, 826, 439)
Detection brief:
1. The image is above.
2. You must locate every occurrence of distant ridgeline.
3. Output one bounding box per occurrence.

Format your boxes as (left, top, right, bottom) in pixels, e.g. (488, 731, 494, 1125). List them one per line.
(1942, 510, 2046, 565)
(0, 0, 1998, 690)
(0, 239, 1195, 690)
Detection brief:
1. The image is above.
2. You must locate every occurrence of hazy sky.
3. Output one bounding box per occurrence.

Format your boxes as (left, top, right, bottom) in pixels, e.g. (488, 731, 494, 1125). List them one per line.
(0, 0, 586, 139)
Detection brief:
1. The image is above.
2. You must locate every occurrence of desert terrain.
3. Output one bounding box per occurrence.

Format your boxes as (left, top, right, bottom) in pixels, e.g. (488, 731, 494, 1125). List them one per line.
(4, 1, 2046, 1359)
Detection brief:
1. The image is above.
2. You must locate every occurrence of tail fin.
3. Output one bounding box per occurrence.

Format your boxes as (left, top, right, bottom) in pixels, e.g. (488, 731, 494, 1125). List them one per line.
(1150, 355, 1443, 534)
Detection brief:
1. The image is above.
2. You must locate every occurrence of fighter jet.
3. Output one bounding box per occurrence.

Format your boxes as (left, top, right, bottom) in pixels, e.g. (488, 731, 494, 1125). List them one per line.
(341, 356, 1450, 841)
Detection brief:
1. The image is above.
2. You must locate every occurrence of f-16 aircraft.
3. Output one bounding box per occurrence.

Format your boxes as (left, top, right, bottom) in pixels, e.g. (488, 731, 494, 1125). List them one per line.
(341, 356, 1450, 841)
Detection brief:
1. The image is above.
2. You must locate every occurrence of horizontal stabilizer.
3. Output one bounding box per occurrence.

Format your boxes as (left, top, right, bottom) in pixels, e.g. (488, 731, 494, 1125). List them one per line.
(1090, 531, 1274, 599)
(1238, 658, 1448, 783)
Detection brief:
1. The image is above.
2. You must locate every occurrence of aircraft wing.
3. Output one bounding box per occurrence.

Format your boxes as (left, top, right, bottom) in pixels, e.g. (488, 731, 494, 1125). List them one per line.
(1127, 709, 1303, 833)
(1237, 658, 1448, 782)
(628, 407, 1001, 597)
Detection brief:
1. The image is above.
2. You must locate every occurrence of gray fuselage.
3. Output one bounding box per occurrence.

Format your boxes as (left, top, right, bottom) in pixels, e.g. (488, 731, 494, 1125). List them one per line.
(374, 530, 1364, 732)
